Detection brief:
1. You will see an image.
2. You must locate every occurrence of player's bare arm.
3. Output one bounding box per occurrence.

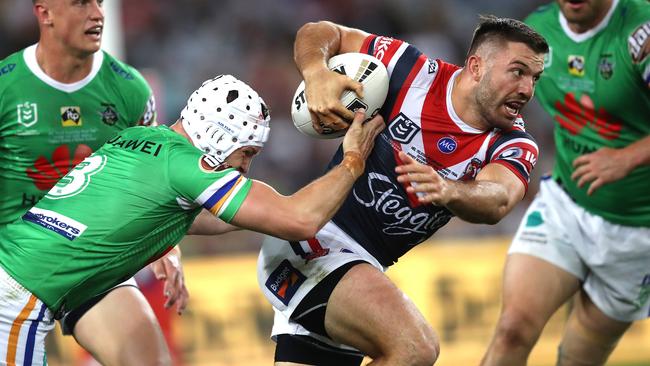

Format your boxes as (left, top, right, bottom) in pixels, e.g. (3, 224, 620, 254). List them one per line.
(572, 134, 650, 195)
(230, 110, 384, 241)
(396, 151, 524, 224)
(187, 209, 239, 235)
(294, 21, 369, 132)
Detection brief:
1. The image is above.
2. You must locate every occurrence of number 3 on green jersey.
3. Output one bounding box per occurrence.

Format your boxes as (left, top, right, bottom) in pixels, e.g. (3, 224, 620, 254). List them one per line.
(46, 155, 107, 199)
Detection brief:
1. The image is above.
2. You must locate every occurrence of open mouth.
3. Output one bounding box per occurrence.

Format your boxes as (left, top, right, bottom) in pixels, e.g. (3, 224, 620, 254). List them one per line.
(504, 101, 523, 118)
(85, 26, 103, 38)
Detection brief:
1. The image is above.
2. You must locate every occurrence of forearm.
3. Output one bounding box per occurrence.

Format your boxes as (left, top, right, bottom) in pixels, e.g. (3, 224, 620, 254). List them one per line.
(620, 134, 650, 171)
(285, 151, 364, 232)
(444, 180, 511, 224)
(294, 21, 341, 78)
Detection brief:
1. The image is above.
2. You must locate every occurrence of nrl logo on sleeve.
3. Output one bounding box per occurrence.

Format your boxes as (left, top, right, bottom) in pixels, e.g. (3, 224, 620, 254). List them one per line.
(199, 154, 229, 172)
(17, 101, 38, 127)
(61, 106, 82, 127)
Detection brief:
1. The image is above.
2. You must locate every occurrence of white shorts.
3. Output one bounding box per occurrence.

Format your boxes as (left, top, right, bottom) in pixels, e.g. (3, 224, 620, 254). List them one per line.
(509, 177, 650, 322)
(0, 265, 55, 366)
(257, 221, 385, 350)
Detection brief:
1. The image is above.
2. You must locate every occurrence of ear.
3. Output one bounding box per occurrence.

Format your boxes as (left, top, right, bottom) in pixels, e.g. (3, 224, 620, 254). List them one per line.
(466, 54, 482, 82)
(33, 2, 53, 26)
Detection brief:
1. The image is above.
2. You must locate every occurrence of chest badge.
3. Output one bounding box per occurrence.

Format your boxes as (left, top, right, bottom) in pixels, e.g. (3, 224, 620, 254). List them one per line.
(598, 54, 614, 80)
(388, 112, 420, 144)
(17, 101, 38, 127)
(99, 103, 119, 126)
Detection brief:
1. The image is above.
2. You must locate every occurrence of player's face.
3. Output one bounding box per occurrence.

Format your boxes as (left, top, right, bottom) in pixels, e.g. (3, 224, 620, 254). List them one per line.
(556, 0, 612, 31)
(475, 42, 544, 130)
(224, 146, 261, 174)
(46, 0, 105, 55)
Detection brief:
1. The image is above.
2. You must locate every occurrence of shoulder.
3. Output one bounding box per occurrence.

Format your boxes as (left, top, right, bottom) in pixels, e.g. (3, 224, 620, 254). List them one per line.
(0, 49, 28, 91)
(619, 0, 650, 64)
(524, 2, 558, 29)
(101, 51, 152, 94)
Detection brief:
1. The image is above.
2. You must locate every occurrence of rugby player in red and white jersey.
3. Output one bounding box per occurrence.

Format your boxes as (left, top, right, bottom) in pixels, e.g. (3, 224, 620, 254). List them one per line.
(257, 15, 548, 365)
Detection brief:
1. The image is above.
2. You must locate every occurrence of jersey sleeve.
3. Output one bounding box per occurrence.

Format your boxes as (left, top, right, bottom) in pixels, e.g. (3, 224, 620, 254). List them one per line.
(625, 10, 650, 88)
(168, 144, 252, 223)
(485, 119, 539, 192)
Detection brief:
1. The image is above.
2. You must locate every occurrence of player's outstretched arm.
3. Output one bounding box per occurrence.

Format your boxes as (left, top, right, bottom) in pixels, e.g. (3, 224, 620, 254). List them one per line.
(571, 134, 650, 195)
(230, 110, 384, 241)
(396, 152, 524, 224)
(187, 209, 239, 235)
(294, 21, 369, 133)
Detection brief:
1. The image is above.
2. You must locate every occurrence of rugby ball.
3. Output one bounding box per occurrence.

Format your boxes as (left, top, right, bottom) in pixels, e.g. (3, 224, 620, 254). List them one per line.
(291, 53, 389, 139)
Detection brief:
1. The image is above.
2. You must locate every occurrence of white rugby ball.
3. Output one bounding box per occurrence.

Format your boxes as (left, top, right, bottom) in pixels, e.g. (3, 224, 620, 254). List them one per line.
(291, 53, 389, 139)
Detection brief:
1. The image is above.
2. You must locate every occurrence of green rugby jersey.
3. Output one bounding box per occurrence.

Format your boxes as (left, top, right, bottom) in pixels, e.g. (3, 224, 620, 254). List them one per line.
(526, 0, 650, 226)
(0, 126, 251, 314)
(0, 44, 156, 225)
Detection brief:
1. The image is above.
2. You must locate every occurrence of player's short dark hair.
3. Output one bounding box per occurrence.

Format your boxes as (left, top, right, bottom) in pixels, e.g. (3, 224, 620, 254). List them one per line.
(466, 15, 548, 58)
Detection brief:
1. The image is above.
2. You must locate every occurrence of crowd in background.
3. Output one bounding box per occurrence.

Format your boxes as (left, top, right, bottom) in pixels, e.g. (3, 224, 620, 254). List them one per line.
(0, 0, 554, 253)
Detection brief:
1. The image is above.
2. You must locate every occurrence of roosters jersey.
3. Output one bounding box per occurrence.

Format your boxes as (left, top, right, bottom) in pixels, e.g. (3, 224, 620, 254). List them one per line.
(327, 35, 539, 266)
(526, 0, 650, 226)
(0, 44, 156, 225)
(0, 126, 250, 313)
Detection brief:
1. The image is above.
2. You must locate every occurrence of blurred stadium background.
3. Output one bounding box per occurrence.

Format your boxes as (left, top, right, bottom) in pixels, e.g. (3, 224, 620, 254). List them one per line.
(1, 0, 648, 365)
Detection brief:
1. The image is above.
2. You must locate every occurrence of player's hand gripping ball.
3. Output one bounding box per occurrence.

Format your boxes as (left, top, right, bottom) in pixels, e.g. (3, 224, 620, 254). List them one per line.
(291, 53, 389, 139)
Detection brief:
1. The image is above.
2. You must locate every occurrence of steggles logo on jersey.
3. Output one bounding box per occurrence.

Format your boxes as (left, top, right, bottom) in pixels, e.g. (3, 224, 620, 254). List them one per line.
(17, 101, 38, 127)
(568, 55, 585, 77)
(628, 21, 650, 63)
(61, 106, 82, 127)
(26, 144, 93, 190)
(99, 103, 119, 125)
(389, 113, 420, 144)
(554, 92, 622, 140)
(598, 54, 614, 80)
(353, 172, 451, 236)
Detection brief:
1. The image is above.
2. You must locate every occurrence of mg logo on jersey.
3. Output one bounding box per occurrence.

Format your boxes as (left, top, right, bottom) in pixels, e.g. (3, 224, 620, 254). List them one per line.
(388, 113, 420, 144)
(437, 136, 457, 154)
(61, 106, 82, 127)
(17, 102, 38, 127)
(568, 55, 585, 77)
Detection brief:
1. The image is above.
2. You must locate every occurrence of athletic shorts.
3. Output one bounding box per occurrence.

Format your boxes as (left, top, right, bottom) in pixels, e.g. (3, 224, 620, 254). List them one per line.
(257, 221, 385, 353)
(0, 265, 55, 366)
(509, 176, 650, 322)
(59, 277, 139, 335)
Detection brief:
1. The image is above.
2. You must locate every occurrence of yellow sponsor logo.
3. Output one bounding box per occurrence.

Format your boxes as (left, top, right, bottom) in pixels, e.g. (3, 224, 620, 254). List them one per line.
(60, 106, 82, 127)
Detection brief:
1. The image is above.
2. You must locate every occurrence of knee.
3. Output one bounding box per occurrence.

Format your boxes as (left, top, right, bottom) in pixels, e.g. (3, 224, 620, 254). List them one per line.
(401, 326, 440, 366)
(491, 310, 543, 351)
